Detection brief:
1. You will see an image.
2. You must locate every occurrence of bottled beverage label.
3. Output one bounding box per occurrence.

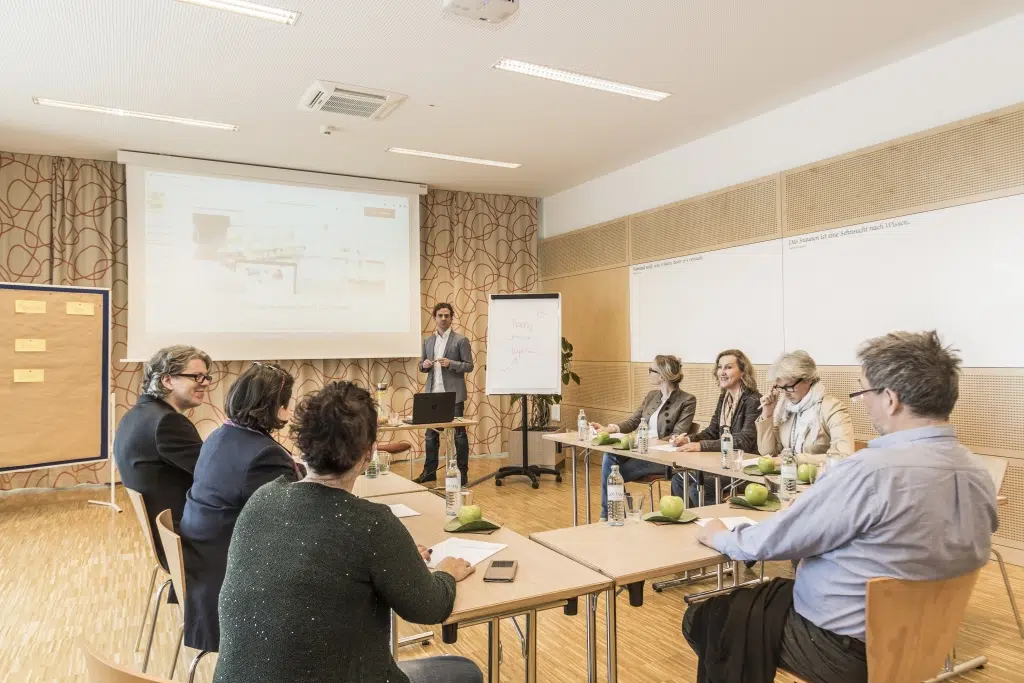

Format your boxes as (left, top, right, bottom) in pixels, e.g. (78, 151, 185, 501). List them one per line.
(607, 484, 625, 502)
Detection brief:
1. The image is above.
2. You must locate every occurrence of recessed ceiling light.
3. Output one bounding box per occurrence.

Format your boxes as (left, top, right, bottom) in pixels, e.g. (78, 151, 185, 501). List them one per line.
(32, 98, 239, 131)
(387, 148, 520, 169)
(493, 58, 670, 101)
(174, 0, 299, 25)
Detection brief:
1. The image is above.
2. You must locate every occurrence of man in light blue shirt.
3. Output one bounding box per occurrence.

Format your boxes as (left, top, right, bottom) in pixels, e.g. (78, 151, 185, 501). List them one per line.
(683, 331, 998, 683)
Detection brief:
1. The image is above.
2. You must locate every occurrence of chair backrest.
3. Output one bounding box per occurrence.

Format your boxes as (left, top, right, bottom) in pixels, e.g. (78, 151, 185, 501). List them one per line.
(865, 568, 981, 683)
(79, 638, 172, 682)
(125, 488, 163, 565)
(154, 509, 187, 603)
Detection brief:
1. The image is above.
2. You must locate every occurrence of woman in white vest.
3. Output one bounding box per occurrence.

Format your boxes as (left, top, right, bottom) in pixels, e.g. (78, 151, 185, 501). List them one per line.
(756, 350, 855, 465)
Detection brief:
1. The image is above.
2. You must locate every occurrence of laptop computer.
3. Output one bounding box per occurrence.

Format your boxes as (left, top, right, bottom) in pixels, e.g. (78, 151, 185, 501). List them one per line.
(405, 392, 457, 425)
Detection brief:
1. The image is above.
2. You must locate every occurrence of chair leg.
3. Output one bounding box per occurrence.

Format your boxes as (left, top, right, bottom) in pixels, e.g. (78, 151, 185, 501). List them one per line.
(993, 548, 1024, 639)
(648, 482, 656, 512)
(169, 624, 184, 679)
(134, 564, 159, 651)
(142, 579, 171, 672)
(188, 650, 212, 683)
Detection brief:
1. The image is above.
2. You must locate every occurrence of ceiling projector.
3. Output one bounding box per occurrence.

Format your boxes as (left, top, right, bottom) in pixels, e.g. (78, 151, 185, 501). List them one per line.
(442, 0, 519, 24)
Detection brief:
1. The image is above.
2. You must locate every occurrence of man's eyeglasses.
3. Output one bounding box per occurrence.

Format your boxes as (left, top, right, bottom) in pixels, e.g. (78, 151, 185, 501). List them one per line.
(173, 373, 213, 385)
(849, 387, 884, 403)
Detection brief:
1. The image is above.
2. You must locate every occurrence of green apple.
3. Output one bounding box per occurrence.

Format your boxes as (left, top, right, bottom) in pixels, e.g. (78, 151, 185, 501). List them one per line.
(659, 495, 685, 520)
(457, 505, 483, 525)
(744, 483, 769, 506)
(798, 463, 816, 483)
(757, 456, 776, 474)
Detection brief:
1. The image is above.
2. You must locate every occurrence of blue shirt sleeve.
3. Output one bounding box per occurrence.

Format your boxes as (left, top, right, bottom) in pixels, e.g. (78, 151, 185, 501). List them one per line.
(710, 459, 880, 561)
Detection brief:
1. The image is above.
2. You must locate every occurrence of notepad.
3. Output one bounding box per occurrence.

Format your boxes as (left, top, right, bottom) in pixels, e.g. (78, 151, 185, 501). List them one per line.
(696, 516, 758, 531)
(742, 457, 761, 467)
(651, 444, 678, 452)
(387, 503, 420, 519)
(427, 538, 507, 569)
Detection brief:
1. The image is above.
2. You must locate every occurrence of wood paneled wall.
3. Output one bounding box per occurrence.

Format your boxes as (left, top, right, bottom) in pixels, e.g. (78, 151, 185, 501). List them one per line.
(538, 102, 1024, 564)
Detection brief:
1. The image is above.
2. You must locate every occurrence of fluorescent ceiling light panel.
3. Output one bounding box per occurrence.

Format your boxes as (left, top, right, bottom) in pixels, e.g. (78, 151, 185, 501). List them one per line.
(32, 98, 239, 131)
(174, 0, 299, 25)
(493, 58, 671, 101)
(387, 148, 521, 169)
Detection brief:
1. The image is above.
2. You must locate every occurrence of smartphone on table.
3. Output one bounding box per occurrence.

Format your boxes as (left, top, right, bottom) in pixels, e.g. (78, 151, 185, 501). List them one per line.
(483, 559, 518, 583)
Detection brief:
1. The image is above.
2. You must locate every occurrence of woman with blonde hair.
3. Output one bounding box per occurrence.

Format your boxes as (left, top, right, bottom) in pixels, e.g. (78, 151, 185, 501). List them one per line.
(590, 354, 697, 521)
(669, 349, 761, 505)
(756, 350, 854, 464)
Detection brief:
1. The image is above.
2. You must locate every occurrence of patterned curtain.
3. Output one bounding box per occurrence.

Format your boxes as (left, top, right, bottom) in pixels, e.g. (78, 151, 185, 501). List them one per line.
(0, 153, 538, 490)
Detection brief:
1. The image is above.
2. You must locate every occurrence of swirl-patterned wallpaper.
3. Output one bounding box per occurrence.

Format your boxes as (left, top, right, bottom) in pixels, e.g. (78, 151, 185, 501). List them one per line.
(0, 151, 538, 490)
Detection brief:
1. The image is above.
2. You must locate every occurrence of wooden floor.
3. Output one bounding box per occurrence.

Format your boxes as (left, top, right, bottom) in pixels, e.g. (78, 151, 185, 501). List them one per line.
(2, 456, 1024, 682)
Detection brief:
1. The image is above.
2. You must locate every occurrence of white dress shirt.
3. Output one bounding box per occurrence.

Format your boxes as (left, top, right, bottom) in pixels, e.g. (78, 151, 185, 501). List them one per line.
(647, 389, 671, 437)
(429, 328, 451, 393)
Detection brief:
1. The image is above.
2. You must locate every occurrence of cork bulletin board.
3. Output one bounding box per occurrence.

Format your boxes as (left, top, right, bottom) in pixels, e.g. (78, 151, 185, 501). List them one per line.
(0, 283, 110, 472)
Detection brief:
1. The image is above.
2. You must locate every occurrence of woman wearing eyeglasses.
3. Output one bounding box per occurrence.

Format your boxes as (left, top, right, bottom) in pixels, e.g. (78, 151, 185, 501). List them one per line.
(180, 362, 303, 654)
(756, 350, 854, 466)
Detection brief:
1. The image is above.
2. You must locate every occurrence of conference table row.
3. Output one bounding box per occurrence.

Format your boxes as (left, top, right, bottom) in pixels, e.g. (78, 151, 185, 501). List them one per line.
(355, 470, 773, 683)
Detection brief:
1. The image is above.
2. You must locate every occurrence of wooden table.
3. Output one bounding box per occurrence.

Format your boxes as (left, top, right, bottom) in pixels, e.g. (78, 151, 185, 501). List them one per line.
(352, 472, 427, 498)
(543, 431, 682, 526)
(379, 417, 481, 480)
(531, 503, 777, 681)
(381, 490, 612, 683)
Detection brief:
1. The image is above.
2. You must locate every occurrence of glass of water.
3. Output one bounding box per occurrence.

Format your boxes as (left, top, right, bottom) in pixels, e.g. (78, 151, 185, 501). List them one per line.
(733, 449, 745, 472)
(625, 492, 646, 524)
(461, 489, 474, 508)
(377, 451, 391, 475)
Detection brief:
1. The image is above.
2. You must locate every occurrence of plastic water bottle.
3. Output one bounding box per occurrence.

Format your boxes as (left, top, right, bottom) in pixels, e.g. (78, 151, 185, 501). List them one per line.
(720, 426, 733, 470)
(636, 421, 649, 454)
(824, 443, 843, 477)
(607, 465, 625, 526)
(780, 447, 798, 499)
(366, 450, 379, 479)
(445, 458, 461, 517)
(577, 409, 588, 442)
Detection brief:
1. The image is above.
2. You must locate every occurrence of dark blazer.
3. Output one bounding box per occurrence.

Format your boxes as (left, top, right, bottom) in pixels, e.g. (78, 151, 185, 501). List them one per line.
(691, 387, 762, 454)
(179, 424, 300, 652)
(618, 388, 698, 440)
(418, 330, 474, 403)
(114, 394, 203, 569)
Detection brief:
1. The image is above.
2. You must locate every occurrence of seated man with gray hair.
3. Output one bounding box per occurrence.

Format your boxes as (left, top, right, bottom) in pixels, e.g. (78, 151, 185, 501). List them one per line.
(114, 344, 212, 571)
(682, 331, 998, 683)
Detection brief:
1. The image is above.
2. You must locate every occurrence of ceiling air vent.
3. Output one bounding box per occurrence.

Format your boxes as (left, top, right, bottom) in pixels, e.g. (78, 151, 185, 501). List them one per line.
(298, 81, 407, 120)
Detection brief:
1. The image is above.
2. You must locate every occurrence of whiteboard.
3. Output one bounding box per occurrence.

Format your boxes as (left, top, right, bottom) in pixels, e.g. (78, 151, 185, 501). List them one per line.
(630, 240, 784, 363)
(783, 193, 1024, 366)
(486, 294, 562, 395)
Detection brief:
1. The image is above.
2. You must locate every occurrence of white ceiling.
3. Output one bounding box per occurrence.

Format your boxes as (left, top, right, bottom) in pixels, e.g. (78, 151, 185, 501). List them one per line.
(2, 1, 1021, 198)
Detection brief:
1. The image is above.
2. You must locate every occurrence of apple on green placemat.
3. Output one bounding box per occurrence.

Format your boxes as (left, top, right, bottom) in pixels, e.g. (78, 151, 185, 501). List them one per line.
(444, 504, 501, 532)
(743, 456, 781, 476)
(730, 484, 781, 511)
(642, 495, 698, 523)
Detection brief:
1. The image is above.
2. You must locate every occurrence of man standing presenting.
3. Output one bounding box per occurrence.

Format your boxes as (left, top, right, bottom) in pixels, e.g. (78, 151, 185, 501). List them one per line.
(415, 302, 474, 485)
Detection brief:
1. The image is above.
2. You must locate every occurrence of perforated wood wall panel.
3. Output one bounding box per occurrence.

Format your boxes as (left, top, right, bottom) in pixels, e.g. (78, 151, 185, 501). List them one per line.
(664, 363, 771, 429)
(560, 362, 632, 412)
(538, 218, 628, 279)
(995, 462, 1024, 545)
(540, 267, 630, 362)
(629, 176, 780, 264)
(783, 105, 1024, 235)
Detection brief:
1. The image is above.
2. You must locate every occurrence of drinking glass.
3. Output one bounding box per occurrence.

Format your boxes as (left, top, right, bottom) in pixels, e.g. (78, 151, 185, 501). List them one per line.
(733, 448, 745, 472)
(625, 492, 646, 524)
(377, 451, 391, 475)
(461, 490, 475, 508)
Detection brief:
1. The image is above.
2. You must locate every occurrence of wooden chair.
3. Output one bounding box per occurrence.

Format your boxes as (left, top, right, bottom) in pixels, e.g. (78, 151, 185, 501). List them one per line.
(154, 510, 212, 683)
(125, 489, 172, 673)
(977, 453, 1023, 639)
(778, 568, 982, 683)
(79, 638, 173, 682)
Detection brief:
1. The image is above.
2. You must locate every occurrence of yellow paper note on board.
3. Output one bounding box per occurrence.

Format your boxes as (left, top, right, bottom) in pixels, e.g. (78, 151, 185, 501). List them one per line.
(15, 339, 46, 352)
(13, 369, 44, 383)
(66, 301, 95, 316)
(15, 299, 46, 314)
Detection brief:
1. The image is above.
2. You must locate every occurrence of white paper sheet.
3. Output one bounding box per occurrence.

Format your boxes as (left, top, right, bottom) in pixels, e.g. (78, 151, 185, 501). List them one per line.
(387, 503, 420, 518)
(651, 444, 678, 452)
(609, 432, 626, 439)
(696, 516, 758, 531)
(742, 457, 760, 467)
(428, 538, 507, 569)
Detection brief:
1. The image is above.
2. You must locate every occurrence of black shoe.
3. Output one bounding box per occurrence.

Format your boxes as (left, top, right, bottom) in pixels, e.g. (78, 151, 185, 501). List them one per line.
(460, 471, 469, 487)
(413, 471, 437, 484)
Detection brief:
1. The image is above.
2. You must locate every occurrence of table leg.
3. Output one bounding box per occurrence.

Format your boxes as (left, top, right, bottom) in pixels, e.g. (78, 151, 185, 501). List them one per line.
(714, 477, 722, 504)
(586, 593, 598, 683)
(525, 609, 538, 683)
(698, 474, 705, 507)
(390, 611, 399, 655)
(584, 449, 592, 524)
(571, 446, 579, 527)
(488, 618, 502, 683)
(605, 588, 618, 683)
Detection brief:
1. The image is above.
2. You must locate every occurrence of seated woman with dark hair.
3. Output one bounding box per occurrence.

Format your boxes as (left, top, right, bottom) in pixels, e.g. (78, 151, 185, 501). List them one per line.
(180, 362, 302, 654)
(213, 381, 482, 683)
